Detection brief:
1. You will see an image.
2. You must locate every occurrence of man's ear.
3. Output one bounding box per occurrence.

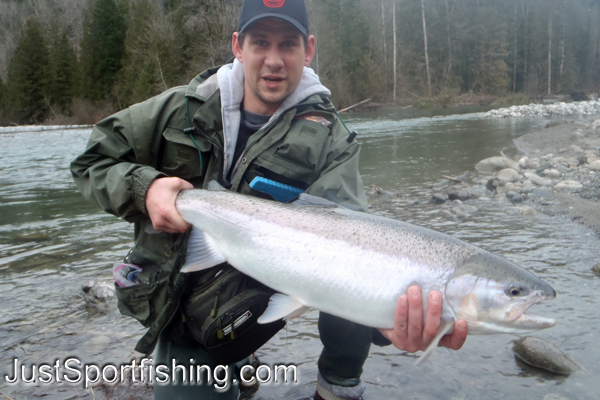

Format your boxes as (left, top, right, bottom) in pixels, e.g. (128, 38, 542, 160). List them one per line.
(304, 35, 316, 67)
(232, 32, 243, 62)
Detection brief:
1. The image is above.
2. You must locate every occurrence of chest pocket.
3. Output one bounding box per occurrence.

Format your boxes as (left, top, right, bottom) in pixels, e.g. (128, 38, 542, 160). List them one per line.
(255, 119, 331, 183)
(160, 127, 212, 180)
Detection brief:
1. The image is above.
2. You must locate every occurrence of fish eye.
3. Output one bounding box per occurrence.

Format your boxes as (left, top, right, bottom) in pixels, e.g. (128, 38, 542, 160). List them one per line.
(507, 285, 523, 296)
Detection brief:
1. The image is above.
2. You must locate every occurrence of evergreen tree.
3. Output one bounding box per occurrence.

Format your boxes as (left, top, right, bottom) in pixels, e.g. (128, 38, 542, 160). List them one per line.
(79, 0, 127, 102)
(48, 25, 77, 113)
(6, 18, 51, 123)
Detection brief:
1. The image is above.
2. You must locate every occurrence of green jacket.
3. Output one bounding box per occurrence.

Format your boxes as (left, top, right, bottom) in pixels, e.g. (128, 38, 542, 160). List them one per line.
(70, 64, 368, 355)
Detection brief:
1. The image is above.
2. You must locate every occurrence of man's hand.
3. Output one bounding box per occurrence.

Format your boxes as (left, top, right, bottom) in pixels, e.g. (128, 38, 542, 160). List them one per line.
(146, 177, 193, 233)
(378, 286, 468, 353)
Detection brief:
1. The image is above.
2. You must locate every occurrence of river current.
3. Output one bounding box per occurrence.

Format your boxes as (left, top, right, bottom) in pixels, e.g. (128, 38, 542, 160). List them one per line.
(0, 108, 599, 399)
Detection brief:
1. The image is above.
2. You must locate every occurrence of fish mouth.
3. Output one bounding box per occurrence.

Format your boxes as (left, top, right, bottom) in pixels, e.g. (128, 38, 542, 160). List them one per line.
(508, 293, 556, 329)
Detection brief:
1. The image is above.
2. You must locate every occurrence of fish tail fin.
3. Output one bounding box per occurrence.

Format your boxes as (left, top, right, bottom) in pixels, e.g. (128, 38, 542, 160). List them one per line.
(415, 318, 455, 366)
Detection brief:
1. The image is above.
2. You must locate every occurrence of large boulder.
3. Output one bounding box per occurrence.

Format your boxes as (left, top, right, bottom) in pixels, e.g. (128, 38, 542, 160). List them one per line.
(476, 157, 520, 173)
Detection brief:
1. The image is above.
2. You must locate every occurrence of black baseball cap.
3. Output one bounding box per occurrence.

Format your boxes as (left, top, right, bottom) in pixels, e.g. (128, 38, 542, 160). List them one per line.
(239, 0, 309, 35)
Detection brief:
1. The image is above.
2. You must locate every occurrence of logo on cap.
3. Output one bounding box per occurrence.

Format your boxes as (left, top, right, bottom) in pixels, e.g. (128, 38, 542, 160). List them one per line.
(264, 0, 284, 7)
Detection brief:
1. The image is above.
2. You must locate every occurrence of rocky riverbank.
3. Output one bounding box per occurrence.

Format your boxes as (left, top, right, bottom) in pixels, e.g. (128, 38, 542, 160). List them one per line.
(418, 118, 600, 235)
(484, 100, 600, 118)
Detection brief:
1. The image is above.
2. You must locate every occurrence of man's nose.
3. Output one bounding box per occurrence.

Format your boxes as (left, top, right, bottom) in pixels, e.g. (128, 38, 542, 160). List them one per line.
(265, 47, 284, 69)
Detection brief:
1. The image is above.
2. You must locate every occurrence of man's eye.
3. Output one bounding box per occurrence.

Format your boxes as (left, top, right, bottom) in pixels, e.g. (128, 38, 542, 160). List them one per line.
(255, 40, 267, 47)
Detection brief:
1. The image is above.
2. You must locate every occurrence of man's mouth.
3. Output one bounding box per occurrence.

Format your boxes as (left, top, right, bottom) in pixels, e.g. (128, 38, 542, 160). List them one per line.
(263, 76, 285, 87)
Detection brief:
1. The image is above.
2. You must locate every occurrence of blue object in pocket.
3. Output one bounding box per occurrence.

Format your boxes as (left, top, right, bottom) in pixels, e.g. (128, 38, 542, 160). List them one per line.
(249, 177, 304, 203)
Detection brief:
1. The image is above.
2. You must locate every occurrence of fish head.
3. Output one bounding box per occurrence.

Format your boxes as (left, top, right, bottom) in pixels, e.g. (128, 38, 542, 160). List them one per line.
(445, 253, 556, 335)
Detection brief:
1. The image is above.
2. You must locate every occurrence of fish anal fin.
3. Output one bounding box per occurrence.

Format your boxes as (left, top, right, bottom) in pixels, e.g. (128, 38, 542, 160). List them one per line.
(415, 317, 456, 365)
(257, 293, 309, 324)
(180, 227, 226, 273)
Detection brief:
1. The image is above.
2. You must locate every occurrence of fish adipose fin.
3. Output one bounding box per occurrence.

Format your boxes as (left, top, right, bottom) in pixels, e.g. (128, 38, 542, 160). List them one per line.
(415, 317, 455, 365)
(291, 194, 342, 208)
(180, 227, 226, 273)
(257, 293, 310, 324)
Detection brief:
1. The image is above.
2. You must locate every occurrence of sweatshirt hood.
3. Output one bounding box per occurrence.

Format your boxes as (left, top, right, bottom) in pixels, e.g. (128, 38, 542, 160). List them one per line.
(216, 59, 331, 183)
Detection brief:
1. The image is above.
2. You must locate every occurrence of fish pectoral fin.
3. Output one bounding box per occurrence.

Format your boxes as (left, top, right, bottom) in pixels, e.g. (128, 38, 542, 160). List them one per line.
(415, 317, 455, 366)
(257, 294, 309, 324)
(291, 194, 342, 208)
(180, 228, 227, 273)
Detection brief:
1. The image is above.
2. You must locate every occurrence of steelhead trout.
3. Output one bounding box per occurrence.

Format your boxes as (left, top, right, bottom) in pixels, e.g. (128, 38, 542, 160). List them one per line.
(175, 185, 556, 353)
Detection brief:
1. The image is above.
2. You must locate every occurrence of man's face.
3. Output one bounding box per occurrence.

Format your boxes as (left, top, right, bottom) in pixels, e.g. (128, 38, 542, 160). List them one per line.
(232, 18, 315, 115)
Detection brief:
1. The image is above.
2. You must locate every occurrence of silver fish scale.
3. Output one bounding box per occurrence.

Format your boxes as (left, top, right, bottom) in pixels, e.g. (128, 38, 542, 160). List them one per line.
(180, 190, 483, 270)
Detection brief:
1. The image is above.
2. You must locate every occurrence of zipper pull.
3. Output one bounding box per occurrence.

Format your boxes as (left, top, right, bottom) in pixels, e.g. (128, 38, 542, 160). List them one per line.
(211, 285, 225, 318)
(217, 316, 224, 339)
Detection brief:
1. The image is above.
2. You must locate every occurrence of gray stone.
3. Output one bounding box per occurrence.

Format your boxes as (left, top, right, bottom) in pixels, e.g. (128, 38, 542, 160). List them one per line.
(554, 180, 583, 190)
(83, 281, 115, 305)
(518, 206, 536, 215)
(544, 169, 562, 179)
(476, 157, 520, 173)
(588, 160, 600, 171)
(524, 172, 552, 186)
(428, 194, 447, 204)
(512, 336, 579, 376)
(506, 191, 524, 204)
(448, 190, 473, 201)
(497, 168, 520, 184)
(592, 263, 600, 275)
(531, 189, 551, 198)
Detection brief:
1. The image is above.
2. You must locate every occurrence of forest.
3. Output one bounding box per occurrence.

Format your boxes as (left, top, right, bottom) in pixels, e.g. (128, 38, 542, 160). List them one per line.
(0, 0, 599, 125)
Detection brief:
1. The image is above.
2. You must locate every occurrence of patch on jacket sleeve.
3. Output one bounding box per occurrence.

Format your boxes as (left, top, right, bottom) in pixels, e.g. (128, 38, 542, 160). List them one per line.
(295, 114, 332, 127)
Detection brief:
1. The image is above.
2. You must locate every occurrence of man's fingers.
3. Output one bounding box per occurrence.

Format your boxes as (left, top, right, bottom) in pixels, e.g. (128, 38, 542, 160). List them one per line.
(438, 319, 468, 350)
(406, 286, 424, 343)
(422, 291, 442, 344)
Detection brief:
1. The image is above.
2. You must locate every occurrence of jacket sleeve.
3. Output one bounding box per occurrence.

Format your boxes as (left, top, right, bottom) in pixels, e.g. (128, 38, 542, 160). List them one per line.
(70, 87, 192, 222)
(305, 114, 369, 212)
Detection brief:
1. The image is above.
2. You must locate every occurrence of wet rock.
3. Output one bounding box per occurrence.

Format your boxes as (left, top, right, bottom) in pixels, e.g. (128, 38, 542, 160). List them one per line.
(521, 180, 535, 193)
(524, 172, 552, 186)
(484, 100, 600, 118)
(531, 188, 551, 198)
(448, 190, 473, 201)
(506, 191, 524, 204)
(479, 196, 491, 201)
(576, 155, 587, 166)
(592, 263, 600, 275)
(554, 180, 583, 190)
(476, 156, 520, 173)
(82, 281, 115, 305)
(428, 194, 447, 204)
(14, 232, 52, 242)
(370, 184, 395, 197)
(518, 206, 536, 215)
(512, 336, 580, 376)
(497, 168, 520, 184)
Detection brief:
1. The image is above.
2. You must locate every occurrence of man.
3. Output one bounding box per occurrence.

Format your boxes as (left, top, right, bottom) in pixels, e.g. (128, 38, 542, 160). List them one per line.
(70, 1, 467, 399)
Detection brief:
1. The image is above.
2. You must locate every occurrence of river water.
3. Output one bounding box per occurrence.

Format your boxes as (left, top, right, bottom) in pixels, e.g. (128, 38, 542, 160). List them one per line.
(1, 108, 599, 400)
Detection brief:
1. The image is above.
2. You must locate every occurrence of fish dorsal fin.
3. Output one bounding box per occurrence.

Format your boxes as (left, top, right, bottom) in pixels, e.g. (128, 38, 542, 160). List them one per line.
(257, 293, 310, 324)
(415, 317, 455, 365)
(180, 227, 227, 273)
(291, 193, 341, 208)
(207, 180, 227, 191)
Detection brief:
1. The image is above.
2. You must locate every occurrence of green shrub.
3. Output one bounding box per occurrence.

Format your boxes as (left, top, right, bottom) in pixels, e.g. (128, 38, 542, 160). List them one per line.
(491, 93, 530, 107)
(413, 97, 436, 109)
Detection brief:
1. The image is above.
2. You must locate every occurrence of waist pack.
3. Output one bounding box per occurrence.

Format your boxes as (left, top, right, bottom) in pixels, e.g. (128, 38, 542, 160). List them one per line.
(183, 264, 286, 365)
